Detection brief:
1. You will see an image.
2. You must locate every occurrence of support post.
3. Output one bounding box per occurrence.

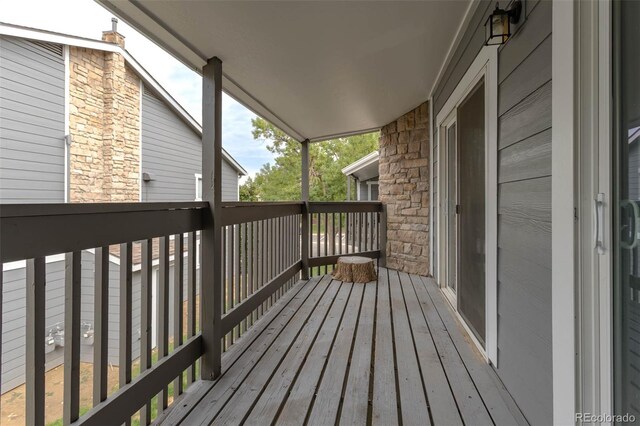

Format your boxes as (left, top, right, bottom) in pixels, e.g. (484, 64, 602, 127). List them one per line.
(201, 57, 223, 379)
(347, 175, 351, 201)
(301, 138, 310, 280)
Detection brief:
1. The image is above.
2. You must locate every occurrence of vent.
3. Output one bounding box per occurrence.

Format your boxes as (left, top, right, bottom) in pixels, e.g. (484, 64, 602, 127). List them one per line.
(29, 40, 63, 57)
(143, 85, 163, 101)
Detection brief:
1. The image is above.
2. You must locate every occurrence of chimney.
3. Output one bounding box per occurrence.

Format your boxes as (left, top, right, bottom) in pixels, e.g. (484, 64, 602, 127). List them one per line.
(102, 17, 125, 48)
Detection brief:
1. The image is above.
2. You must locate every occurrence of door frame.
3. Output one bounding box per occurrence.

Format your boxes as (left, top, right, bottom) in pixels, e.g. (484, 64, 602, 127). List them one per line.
(553, 0, 614, 423)
(435, 45, 498, 365)
(441, 110, 457, 309)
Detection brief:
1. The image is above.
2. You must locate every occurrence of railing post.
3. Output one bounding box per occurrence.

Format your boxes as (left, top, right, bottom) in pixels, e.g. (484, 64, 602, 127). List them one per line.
(301, 139, 310, 279)
(379, 204, 387, 268)
(201, 56, 223, 379)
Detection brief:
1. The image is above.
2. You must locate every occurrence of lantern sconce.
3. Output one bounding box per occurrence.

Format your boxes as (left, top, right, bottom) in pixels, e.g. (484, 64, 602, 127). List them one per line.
(485, 0, 523, 46)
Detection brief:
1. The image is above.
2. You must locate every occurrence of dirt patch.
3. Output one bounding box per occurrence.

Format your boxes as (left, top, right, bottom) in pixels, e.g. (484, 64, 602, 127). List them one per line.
(1, 362, 120, 425)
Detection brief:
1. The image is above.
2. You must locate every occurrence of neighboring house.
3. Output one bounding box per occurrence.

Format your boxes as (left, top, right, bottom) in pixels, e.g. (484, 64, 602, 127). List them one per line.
(342, 151, 379, 201)
(0, 22, 246, 393)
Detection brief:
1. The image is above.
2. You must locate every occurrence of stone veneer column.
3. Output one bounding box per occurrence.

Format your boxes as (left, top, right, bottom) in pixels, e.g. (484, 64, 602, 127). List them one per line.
(378, 102, 430, 275)
(68, 31, 140, 202)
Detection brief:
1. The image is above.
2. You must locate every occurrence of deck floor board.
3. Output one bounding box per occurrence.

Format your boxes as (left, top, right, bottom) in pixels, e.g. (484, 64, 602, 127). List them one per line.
(157, 268, 526, 426)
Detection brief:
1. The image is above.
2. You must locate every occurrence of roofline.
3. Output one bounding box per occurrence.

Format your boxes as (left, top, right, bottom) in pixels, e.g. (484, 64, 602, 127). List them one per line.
(0, 21, 247, 176)
(96, 0, 308, 142)
(341, 151, 379, 176)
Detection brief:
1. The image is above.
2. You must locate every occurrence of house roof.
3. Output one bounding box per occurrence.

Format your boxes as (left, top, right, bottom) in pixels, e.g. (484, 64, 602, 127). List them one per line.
(96, 1, 476, 143)
(0, 21, 247, 176)
(342, 151, 379, 181)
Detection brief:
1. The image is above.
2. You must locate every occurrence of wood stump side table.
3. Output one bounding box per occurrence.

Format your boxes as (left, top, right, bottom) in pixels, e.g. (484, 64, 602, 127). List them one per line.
(332, 256, 377, 283)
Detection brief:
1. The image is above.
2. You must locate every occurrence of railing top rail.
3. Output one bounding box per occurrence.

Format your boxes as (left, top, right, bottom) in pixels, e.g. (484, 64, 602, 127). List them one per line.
(1, 202, 206, 263)
(220, 201, 304, 208)
(308, 201, 382, 206)
(219, 202, 303, 226)
(308, 201, 383, 213)
(0, 202, 208, 218)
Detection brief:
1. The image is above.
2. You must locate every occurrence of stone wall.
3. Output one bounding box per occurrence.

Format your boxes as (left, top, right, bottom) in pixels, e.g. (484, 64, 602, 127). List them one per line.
(69, 31, 140, 202)
(379, 102, 429, 275)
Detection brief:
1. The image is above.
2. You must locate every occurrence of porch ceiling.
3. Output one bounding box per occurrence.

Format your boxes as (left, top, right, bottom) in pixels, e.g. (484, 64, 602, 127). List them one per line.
(97, 1, 472, 142)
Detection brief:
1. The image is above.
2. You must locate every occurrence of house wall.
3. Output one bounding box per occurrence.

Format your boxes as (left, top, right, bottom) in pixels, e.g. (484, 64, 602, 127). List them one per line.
(1, 248, 201, 393)
(357, 178, 378, 201)
(0, 36, 65, 203)
(378, 102, 430, 276)
(141, 86, 240, 202)
(432, 1, 552, 423)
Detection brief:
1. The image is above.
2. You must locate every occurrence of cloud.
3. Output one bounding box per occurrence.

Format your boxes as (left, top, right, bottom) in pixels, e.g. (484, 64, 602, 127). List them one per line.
(1, 0, 275, 177)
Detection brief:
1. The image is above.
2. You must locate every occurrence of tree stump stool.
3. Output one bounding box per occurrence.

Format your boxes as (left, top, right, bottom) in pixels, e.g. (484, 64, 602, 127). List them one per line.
(332, 256, 377, 283)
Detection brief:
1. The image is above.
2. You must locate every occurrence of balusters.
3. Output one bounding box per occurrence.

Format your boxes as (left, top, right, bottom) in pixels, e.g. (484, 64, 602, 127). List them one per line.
(26, 257, 45, 426)
(173, 233, 184, 397)
(93, 247, 109, 407)
(225, 226, 232, 348)
(187, 232, 198, 384)
(157, 236, 170, 413)
(120, 242, 133, 425)
(252, 221, 258, 323)
(64, 251, 82, 424)
(233, 224, 240, 342)
(239, 223, 245, 334)
(140, 239, 153, 425)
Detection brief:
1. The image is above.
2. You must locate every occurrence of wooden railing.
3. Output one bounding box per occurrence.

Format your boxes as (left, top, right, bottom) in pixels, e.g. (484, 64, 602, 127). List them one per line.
(218, 202, 303, 348)
(0, 200, 385, 425)
(307, 202, 386, 276)
(0, 202, 206, 426)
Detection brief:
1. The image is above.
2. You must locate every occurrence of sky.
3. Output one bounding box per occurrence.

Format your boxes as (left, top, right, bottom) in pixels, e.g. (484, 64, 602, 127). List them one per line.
(1, 0, 275, 179)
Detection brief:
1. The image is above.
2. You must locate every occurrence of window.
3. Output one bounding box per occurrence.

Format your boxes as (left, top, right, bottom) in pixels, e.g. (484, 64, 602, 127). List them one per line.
(195, 173, 202, 201)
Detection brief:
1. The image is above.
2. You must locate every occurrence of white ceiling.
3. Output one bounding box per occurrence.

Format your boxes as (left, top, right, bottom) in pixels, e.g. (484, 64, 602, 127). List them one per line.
(98, 1, 471, 142)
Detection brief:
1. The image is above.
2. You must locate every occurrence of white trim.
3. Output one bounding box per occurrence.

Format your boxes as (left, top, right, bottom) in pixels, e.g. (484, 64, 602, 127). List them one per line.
(139, 78, 144, 202)
(596, 0, 612, 417)
(341, 151, 379, 176)
(576, 0, 613, 420)
(435, 45, 499, 366)
(552, 0, 577, 423)
(63, 44, 70, 203)
(429, 96, 435, 277)
(195, 173, 203, 201)
(0, 22, 120, 53)
(3, 254, 66, 272)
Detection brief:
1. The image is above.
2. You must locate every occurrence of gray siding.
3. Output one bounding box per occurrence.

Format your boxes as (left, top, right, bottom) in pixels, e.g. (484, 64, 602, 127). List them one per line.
(1, 252, 144, 393)
(0, 249, 200, 393)
(358, 178, 379, 201)
(0, 36, 65, 203)
(432, 1, 552, 423)
(141, 86, 239, 202)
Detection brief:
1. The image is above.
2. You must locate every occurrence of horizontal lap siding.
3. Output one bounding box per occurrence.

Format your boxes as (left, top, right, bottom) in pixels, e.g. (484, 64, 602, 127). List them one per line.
(0, 36, 65, 203)
(432, 1, 552, 423)
(141, 87, 239, 202)
(496, 2, 552, 424)
(1, 252, 143, 393)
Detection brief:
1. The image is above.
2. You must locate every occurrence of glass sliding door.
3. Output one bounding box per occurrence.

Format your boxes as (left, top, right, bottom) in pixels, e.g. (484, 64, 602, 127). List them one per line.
(614, 0, 640, 418)
(457, 80, 486, 346)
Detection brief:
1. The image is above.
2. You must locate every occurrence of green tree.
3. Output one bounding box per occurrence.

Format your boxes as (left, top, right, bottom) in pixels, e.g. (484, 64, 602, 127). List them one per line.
(240, 118, 378, 201)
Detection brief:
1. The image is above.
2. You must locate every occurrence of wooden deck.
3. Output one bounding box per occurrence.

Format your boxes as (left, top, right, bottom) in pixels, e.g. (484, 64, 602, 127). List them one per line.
(157, 267, 527, 426)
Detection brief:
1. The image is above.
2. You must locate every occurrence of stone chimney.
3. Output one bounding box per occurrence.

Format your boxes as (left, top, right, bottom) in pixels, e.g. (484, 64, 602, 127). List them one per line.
(67, 17, 140, 203)
(102, 18, 125, 48)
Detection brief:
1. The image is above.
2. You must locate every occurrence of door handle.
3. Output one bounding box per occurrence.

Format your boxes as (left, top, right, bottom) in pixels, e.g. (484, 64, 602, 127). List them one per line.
(594, 193, 605, 254)
(621, 199, 640, 250)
